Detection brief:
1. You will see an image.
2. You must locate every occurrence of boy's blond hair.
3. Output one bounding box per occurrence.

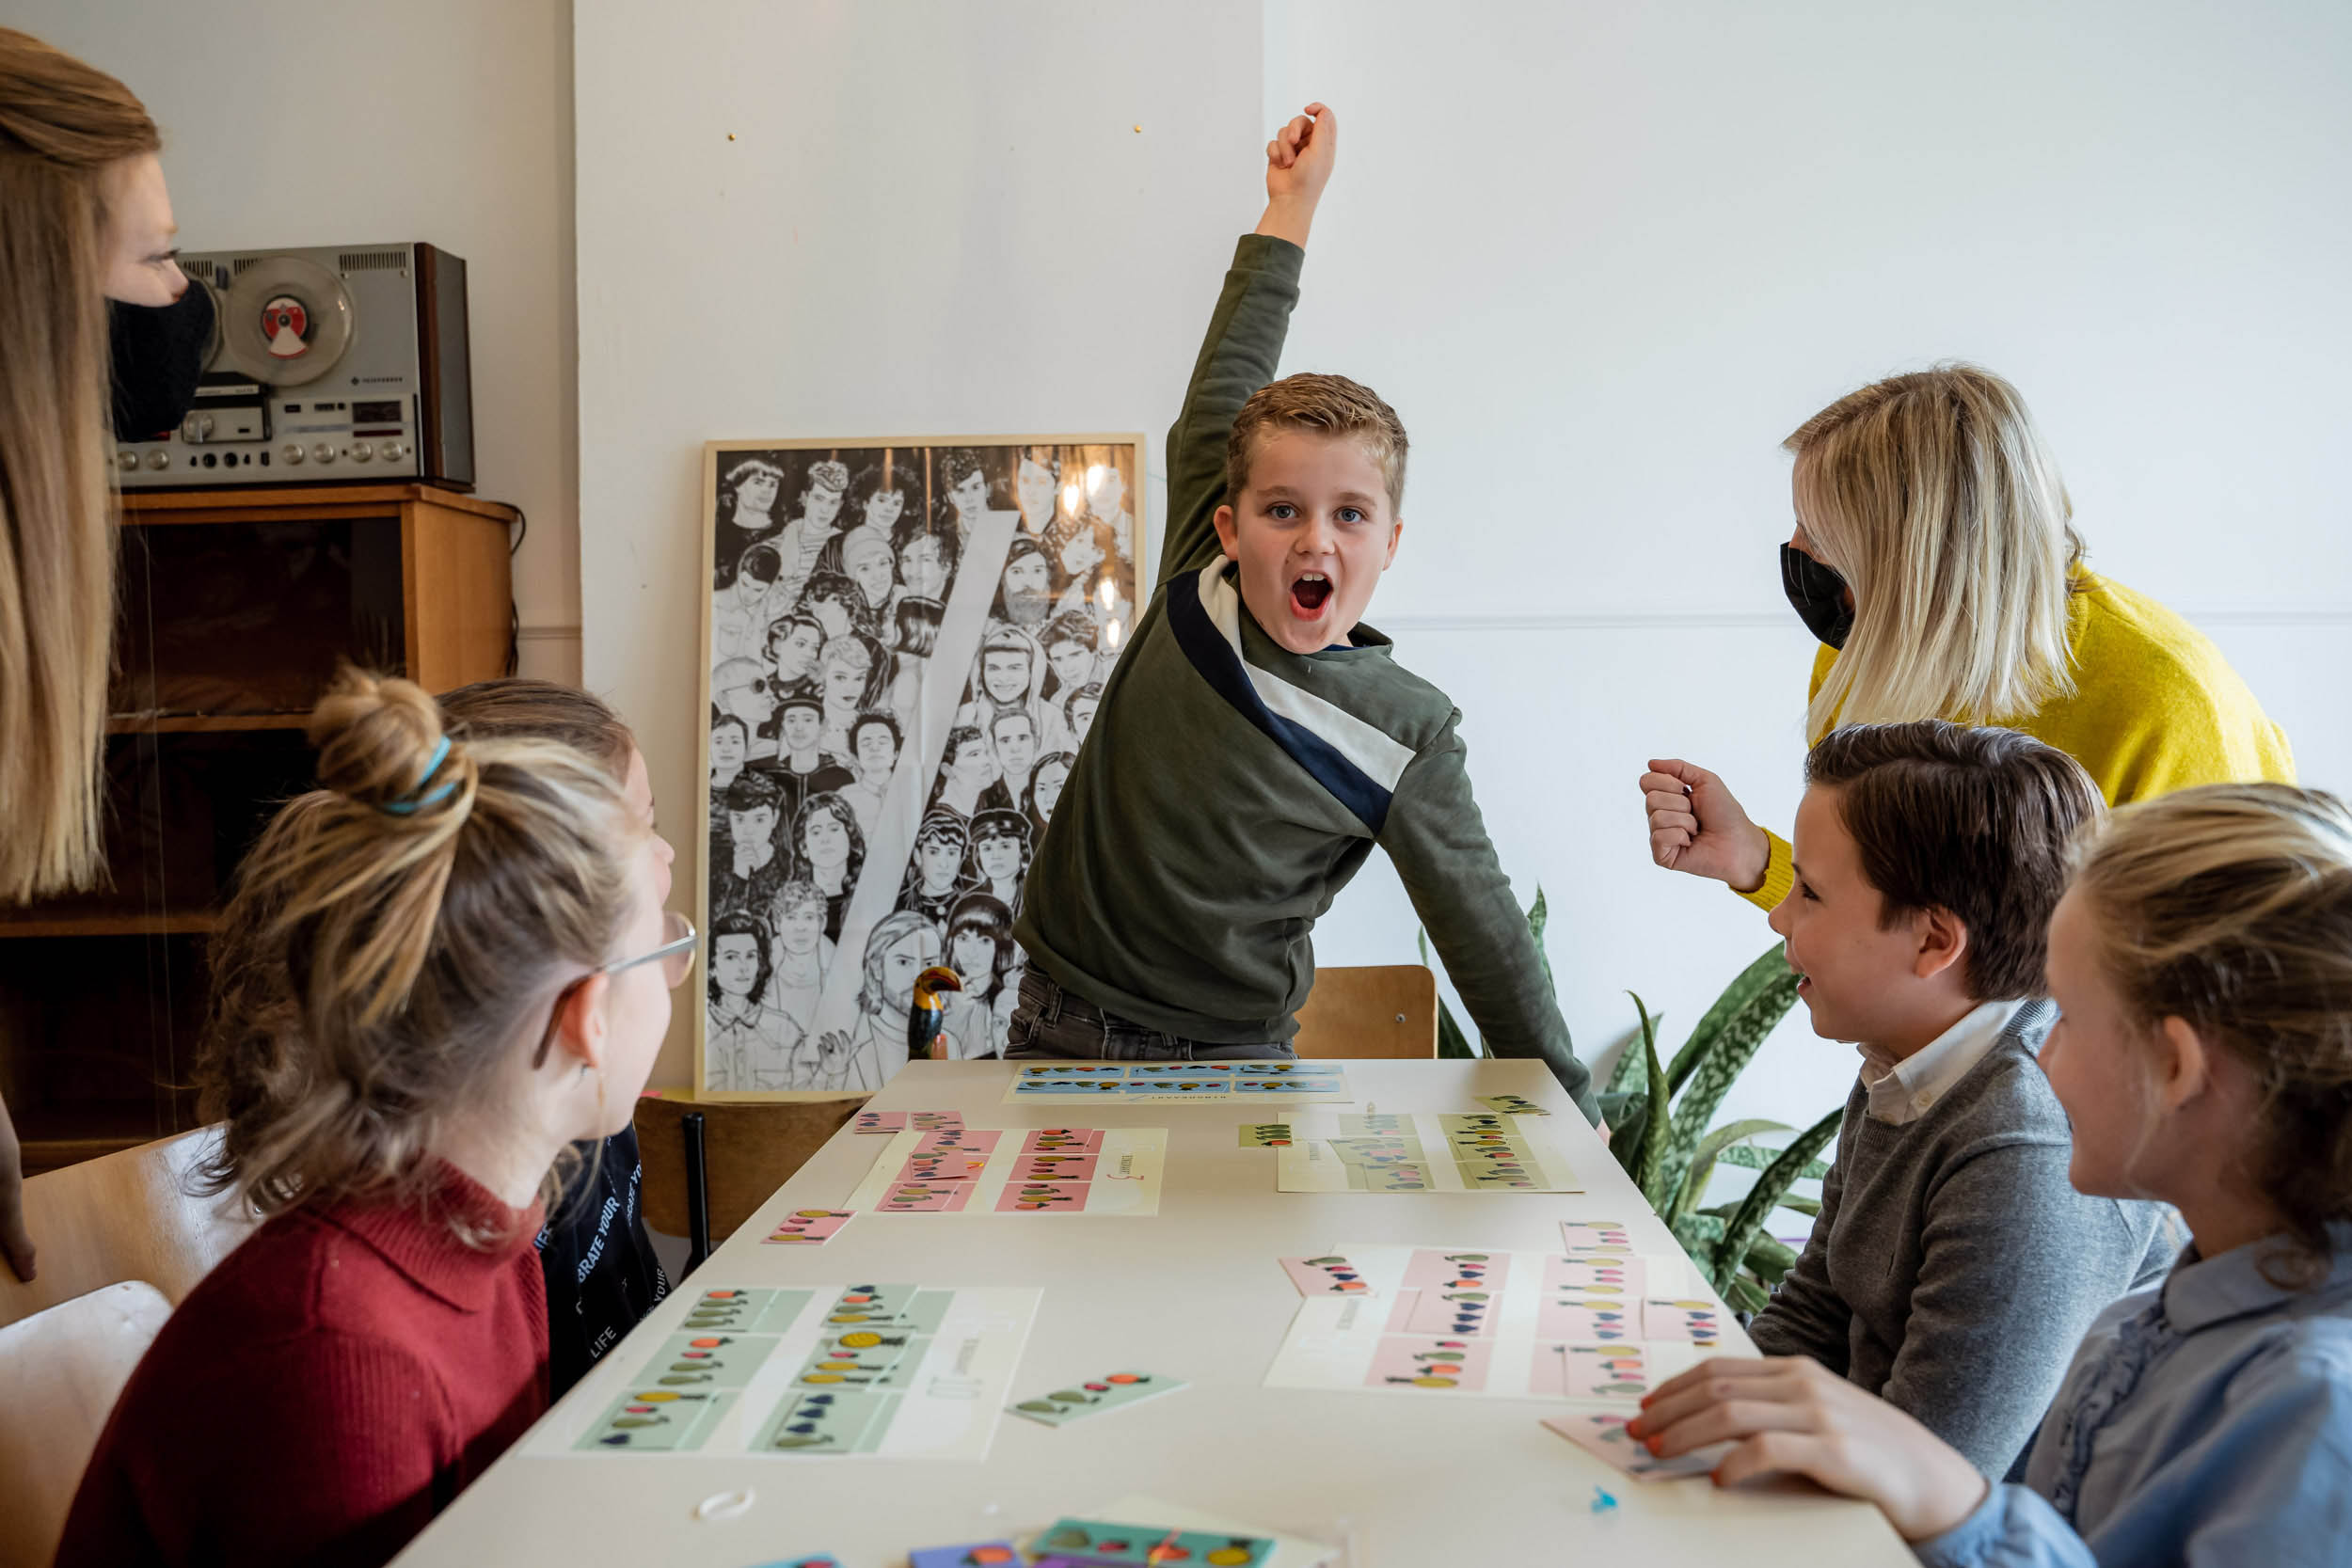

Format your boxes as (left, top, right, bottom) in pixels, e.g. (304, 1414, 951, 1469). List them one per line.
(1226, 372, 1408, 514)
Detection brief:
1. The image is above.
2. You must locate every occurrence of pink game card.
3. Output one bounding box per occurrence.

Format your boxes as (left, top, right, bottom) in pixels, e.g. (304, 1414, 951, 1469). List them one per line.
(898, 1152, 991, 1182)
(764, 1209, 855, 1245)
(851, 1111, 906, 1134)
(1559, 1220, 1637, 1255)
(1529, 1341, 1654, 1402)
(1402, 1248, 1512, 1293)
(1021, 1128, 1104, 1153)
(907, 1110, 963, 1132)
(1365, 1334, 1493, 1392)
(1541, 1255, 1645, 1295)
(995, 1180, 1090, 1212)
(877, 1181, 975, 1212)
(1545, 1411, 1726, 1481)
(1279, 1255, 1375, 1296)
(1405, 1287, 1503, 1337)
(1643, 1298, 1727, 1346)
(914, 1127, 1000, 1155)
(1535, 1299, 1641, 1341)
(1009, 1154, 1099, 1182)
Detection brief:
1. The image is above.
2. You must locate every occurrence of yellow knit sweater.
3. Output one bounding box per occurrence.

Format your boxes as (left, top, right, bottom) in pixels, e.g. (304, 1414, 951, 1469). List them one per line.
(1741, 571, 2296, 911)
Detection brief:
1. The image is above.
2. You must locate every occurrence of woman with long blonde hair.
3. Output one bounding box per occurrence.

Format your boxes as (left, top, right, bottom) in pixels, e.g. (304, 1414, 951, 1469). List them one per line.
(1629, 783, 2352, 1563)
(1638, 366, 2294, 911)
(0, 29, 207, 1281)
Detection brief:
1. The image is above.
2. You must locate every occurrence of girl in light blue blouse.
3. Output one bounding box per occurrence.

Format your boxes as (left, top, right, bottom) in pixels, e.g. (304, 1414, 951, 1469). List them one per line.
(1631, 782, 2352, 1568)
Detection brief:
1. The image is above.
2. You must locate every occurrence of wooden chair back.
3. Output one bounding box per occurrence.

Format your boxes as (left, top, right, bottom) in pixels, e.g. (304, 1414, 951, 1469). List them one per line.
(1292, 964, 1440, 1058)
(0, 1280, 172, 1568)
(0, 1126, 258, 1332)
(632, 1093, 868, 1245)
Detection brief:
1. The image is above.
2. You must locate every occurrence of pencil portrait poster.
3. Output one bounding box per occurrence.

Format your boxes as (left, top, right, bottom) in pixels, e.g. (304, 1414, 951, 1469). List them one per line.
(695, 436, 1145, 1097)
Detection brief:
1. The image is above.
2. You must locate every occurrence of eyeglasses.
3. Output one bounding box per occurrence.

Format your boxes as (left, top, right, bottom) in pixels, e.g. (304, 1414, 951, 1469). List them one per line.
(531, 911, 699, 1069)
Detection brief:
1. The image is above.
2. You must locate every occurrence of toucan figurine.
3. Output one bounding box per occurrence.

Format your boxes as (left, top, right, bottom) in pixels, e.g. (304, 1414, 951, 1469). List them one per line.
(907, 966, 963, 1060)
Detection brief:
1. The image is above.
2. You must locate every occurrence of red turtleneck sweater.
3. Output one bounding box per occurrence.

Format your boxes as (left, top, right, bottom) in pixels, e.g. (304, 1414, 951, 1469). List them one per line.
(56, 1167, 548, 1568)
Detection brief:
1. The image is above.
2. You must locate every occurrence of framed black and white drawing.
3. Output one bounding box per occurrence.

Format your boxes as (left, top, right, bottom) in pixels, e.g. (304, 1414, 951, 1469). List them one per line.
(694, 436, 1146, 1098)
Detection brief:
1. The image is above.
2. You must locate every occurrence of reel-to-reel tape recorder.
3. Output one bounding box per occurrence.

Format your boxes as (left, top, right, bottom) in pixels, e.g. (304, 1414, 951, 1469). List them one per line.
(114, 241, 475, 491)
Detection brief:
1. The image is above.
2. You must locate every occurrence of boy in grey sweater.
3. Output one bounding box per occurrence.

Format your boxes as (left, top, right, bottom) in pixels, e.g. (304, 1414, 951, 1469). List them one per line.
(1746, 722, 2174, 1478)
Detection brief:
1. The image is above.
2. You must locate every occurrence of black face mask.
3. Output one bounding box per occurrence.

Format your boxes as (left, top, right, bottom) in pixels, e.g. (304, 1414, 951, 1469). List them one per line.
(1780, 542, 1854, 649)
(108, 283, 215, 440)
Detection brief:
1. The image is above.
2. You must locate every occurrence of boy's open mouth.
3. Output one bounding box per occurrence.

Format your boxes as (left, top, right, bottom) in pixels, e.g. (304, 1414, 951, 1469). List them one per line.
(1290, 571, 1333, 615)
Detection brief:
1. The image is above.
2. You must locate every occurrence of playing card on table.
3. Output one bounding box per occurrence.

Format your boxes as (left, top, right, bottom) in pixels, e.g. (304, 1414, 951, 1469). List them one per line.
(899, 1151, 991, 1182)
(1028, 1519, 1273, 1567)
(1024, 1127, 1105, 1153)
(908, 1109, 964, 1132)
(995, 1180, 1090, 1212)
(908, 1541, 1020, 1567)
(913, 1127, 1000, 1154)
(1007, 1370, 1186, 1427)
(850, 1110, 904, 1133)
(763, 1210, 854, 1245)
(1644, 1297, 1729, 1345)
(748, 1556, 842, 1567)
(1237, 1122, 1294, 1147)
(1477, 1093, 1550, 1116)
(1560, 1218, 1638, 1255)
(1544, 1411, 1728, 1480)
(876, 1180, 975, 1212)
(1009, 1152, 1099, 1181)
(1279, 1254, 1375, 1296)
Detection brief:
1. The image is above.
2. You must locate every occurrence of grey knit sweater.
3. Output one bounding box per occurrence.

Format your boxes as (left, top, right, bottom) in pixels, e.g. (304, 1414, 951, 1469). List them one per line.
(1747, 1001, 2177, 1478)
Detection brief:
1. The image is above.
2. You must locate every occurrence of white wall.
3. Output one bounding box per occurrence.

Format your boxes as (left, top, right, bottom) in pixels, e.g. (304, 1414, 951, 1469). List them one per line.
(573, 0, 1268, 1084)
(575, 0, 2352, 1105)
(1257, 0, 2352, 1142)
(15, 0, 582, 681)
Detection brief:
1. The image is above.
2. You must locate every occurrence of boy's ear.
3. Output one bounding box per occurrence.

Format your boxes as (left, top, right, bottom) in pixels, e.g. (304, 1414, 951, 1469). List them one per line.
(1911, 905, 1971, 985)
(1382, 516, 1403, 569)
(546, 972, 613, 1076)
(1213, 503, 1240, 560)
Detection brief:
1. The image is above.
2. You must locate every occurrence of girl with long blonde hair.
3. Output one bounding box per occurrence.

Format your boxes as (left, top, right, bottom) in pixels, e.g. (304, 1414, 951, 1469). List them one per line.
(1639, 366, 2295, 912)
(1630, 783, 2352, 1562)
(56, 673, 694, 1568)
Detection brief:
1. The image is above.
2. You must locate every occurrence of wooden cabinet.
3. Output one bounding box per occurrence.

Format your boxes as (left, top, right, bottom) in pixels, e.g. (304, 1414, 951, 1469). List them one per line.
(0, 484, 516, 1173)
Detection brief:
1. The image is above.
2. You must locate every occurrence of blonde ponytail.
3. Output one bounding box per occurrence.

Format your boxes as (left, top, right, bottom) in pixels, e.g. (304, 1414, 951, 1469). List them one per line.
(199, 671, 644, 1235)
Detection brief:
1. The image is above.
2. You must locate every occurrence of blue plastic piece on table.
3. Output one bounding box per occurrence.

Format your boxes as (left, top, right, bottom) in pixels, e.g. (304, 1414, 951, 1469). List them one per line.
(1590, 1486, 1618, 1514)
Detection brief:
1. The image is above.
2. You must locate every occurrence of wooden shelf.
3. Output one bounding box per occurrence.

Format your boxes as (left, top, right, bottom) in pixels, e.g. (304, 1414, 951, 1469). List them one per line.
(0, 910, 217, 940)
(106, 713, 310, 736)
(120, 483, 517, 526)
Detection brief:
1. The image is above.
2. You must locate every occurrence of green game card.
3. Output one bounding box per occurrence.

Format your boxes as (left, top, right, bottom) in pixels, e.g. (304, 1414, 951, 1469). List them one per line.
(1007, 1370, 1187, 1427)
(758, 1387, 901, 1454)
(576, 1387, 738, 1451)
(1238, 1123, 1294, 1146)
(1476, 1093, 1550, 1116)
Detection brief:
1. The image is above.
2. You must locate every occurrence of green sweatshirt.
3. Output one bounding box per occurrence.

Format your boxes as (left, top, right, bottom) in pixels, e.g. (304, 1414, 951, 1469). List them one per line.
(1012, 233, 1597, 1120)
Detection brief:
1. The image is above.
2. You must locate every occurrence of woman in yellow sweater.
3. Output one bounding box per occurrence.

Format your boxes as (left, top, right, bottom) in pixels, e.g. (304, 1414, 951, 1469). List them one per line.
(1641, 365, 2294, 911)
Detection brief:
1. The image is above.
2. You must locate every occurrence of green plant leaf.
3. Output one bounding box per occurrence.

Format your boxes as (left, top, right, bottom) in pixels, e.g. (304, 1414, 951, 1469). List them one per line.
(1725, 1275, 1771, 1314)
(1779, 1195, 1822, 1218)
(1671, 1212, 1726, 1258)
(1711, 1106, 1841, 1292)
(1744, 1235, 1798, 1275)
(1712, 1143, 1831, 1180)
(1664, 943, 1798, 1097)
(1435, 996, 1477, 1060)
(1629, 993, 1671, 1204)
(1671, 1118, 1792, 1223)
(1601, 1014, 1652, 1098)
(1653, 965, 1804, 1207)
(1525, 886, 1554, 1001)
(1603, 1091, 1648, 1176)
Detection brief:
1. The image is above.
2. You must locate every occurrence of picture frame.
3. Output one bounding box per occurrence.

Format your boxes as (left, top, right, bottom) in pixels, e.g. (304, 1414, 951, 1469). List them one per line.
(694, 435, 1147, 1099)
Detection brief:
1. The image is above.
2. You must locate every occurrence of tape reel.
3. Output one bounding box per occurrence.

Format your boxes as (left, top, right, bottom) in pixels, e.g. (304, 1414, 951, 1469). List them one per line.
(220, 255, 355, 387)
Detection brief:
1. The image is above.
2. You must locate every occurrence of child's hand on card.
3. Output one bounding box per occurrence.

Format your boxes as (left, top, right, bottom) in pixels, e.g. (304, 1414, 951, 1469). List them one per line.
(1628, 1355, 1989, 1542)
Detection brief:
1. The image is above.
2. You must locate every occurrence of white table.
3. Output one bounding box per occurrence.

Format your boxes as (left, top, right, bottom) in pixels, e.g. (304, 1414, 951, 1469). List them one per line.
(395, 1060, 1908, 1566)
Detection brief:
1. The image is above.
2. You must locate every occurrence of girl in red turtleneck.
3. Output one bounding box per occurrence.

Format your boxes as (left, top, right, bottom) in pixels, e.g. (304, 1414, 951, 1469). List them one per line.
(56, 672, 692, 1568)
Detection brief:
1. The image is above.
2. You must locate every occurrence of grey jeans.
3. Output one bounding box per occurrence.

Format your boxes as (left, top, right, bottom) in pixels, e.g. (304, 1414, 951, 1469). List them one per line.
(1005, 967, 1295, 1062)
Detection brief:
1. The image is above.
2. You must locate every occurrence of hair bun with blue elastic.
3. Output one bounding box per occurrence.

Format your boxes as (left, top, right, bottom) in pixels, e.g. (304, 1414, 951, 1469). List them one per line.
(306, 668, 476, 824)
